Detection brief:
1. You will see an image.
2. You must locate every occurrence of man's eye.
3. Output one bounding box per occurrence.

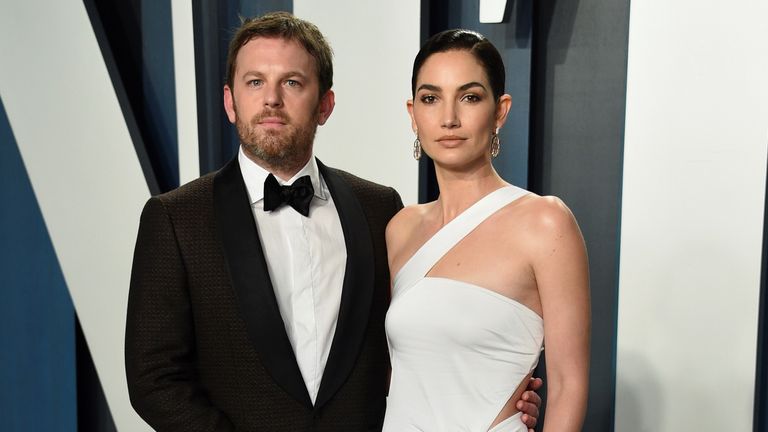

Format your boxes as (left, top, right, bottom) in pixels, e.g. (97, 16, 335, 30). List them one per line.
(420, 95, 437, 104)
(285, 80, 301, 87)
(247, 79, 262, 87)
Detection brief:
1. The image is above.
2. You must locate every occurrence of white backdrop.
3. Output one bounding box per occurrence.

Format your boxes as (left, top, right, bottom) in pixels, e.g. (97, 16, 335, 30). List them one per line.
(294, 0, 420, 205)
(616, 1, 768, 430)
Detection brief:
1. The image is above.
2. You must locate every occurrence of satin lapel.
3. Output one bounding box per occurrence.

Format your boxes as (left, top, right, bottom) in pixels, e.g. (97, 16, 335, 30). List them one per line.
(213, 158, 312, 408)
(314, 160, 376, 410)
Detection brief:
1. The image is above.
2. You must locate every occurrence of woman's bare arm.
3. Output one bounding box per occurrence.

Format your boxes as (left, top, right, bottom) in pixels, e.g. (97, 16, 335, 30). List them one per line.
(530, 196, 590, 432)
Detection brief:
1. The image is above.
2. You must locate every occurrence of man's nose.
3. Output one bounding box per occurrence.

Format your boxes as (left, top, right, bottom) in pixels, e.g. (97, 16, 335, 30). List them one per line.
(263, 83, 283, 108)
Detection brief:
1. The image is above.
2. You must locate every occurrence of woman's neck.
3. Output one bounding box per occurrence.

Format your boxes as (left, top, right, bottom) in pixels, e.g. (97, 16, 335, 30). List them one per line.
(433, 163, 507, 224)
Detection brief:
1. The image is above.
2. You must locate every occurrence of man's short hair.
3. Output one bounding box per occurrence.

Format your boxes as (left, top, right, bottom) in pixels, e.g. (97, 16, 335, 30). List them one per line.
(225, 12, 334, 97)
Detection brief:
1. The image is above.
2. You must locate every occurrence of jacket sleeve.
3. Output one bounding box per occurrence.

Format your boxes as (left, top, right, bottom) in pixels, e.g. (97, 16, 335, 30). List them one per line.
(390, 187, 404, 213)
(125, 197, 235, 432)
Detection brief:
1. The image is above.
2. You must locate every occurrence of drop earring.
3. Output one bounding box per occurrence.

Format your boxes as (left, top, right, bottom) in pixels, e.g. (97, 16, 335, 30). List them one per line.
(490, 132, 500, 158)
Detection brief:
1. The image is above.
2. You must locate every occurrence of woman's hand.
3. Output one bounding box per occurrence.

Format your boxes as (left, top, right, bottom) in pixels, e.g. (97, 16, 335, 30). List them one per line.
(518, 377, 543, 431)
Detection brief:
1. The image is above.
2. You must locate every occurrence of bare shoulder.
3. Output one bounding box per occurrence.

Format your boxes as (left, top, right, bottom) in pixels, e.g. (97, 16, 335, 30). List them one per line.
(493, 193, 580, 248)
(386, 203, 429, 249)
(385, 202, 434, 273)
(509, 194, 585, 261)
(525, 193, 576, 224)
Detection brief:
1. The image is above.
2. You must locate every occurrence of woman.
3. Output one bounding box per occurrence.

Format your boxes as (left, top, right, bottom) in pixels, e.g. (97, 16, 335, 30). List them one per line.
(384, 29, 590, 432)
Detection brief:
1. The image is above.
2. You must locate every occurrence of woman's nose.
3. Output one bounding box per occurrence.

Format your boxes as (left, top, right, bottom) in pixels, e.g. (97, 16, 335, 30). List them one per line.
(441, 102, 459, 128)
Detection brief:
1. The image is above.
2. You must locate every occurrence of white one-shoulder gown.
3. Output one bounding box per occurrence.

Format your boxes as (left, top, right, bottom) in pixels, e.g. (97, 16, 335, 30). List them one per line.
(384, 186, 544, 432)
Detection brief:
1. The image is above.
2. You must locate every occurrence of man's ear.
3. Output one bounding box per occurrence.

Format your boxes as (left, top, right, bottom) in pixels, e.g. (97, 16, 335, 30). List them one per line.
(317, 90, 336, 125)
(406, 99, 417, 134)
(494, 94, 512, 129)
(223, 85, 237, 124)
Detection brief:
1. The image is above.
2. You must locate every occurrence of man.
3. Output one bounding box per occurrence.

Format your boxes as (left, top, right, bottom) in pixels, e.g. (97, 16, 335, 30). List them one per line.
(125, 12, 540, 431)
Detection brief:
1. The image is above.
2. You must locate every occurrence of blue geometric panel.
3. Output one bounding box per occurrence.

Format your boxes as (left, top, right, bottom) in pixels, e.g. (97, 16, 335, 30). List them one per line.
(142, 0, 179, 191)
(194, 0, 293, 173)
(0, 99, 76, 431)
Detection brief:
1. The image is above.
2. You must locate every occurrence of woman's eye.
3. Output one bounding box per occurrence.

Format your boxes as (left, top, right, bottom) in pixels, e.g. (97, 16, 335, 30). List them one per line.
(420, 95, 437, 104)
(462, 94, 481, 103)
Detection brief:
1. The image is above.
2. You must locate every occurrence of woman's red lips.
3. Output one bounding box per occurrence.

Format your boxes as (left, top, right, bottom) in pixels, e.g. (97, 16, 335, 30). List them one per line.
(436, 135, 465, 141)
(436, 135, 467, 146)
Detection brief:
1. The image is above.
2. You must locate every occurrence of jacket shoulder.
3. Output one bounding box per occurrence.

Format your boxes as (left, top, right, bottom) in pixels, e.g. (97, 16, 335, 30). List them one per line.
(151, 170, 218, 209)
(328, 168, 399, 199)
(324, 167, 404, 234)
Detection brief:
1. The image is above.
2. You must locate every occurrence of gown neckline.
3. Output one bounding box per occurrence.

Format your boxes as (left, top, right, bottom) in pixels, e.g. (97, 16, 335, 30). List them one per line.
(393, 185, 521, 284)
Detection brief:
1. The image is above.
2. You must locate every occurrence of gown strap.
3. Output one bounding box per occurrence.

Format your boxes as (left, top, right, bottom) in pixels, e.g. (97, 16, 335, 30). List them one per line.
(394, 186, 529, 294)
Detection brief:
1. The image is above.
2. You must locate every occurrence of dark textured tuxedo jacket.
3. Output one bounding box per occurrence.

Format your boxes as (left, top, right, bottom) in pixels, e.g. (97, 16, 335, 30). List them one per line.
(125, 157, 403, 431)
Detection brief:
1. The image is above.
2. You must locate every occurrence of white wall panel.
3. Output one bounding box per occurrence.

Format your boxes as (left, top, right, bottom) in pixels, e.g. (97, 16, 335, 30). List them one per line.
(0, 0, 152, 430)
(616, 1, 768, 430)
(294, 0, 420, 205)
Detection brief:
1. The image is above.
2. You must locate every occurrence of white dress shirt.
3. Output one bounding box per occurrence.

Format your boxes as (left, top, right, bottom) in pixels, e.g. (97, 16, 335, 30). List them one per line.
(238, 148, 347, 404)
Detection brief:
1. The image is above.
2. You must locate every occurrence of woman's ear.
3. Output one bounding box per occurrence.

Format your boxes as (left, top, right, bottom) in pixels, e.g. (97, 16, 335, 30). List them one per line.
(407, 99, 417, 134)
(495, 94, 512, 129)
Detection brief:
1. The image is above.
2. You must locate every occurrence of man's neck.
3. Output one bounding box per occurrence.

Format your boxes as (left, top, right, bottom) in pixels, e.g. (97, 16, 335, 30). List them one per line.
(241, 149, 312, 182)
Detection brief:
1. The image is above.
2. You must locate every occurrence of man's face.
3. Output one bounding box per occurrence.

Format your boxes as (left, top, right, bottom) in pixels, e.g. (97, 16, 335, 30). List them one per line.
(224, 37, 334, 175)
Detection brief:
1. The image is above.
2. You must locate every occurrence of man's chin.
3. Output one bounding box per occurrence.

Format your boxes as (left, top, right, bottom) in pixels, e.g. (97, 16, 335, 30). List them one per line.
(242, 143, 304, 167)
(238, 124, 316, 170)
(243, 144, 283, 161)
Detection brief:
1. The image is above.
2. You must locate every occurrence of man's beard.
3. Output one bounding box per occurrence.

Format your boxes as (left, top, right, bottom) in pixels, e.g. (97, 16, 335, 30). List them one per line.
(236, 108, 318, 172)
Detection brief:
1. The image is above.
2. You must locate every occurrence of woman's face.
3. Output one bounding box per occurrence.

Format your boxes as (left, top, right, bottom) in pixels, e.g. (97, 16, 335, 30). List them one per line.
(408, 50, 510, 170)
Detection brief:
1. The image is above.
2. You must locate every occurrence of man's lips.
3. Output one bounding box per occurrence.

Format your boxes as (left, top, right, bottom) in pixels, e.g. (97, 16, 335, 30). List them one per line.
(258, 117, 286, 125)
(256, 117, 287, 129)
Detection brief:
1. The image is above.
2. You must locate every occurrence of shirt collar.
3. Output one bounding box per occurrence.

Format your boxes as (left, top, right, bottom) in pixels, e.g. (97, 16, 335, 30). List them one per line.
(238, 146, 329, 205)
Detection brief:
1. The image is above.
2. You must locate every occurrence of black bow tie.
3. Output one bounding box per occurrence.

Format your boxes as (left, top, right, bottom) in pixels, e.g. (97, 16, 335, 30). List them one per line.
(263, 174, 314, 217)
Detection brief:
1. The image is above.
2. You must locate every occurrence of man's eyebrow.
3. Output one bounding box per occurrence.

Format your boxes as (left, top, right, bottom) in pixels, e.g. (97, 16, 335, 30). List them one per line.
(240, 70, 309, 78)
(283, 70, 309, 78)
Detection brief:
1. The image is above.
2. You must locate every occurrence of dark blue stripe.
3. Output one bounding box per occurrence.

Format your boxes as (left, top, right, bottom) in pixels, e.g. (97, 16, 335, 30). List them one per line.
(754, 154, 768, 432)
(241, 0, 293, 16)
(142, 0, 180, 189)
(0, 98, 76, 432)
(528, 0, 631, 429)
(82, 0, 162, 194)
(193, 0, 293, 174)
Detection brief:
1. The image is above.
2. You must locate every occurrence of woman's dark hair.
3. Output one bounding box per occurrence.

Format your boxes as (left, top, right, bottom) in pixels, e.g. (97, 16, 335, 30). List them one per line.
(411, 29, 505, 101)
